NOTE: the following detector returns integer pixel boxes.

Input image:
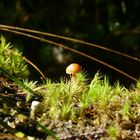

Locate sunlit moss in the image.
[0,36,29,78]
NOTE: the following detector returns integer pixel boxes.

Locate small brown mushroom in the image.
[66,63,81,81]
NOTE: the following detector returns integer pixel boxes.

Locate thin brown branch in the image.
[22,57,46,80]
[0,24,140,62]
[0,27,137,82]
[6,46,46,80]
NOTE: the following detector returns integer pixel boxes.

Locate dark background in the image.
[0,0,140,86]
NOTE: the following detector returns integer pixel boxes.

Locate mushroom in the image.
[66,63,81,82]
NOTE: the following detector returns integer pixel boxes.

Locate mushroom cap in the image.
[66,63,81,74]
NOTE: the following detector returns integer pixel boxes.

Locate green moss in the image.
[0,35,29,78]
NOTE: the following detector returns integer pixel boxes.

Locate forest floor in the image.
[0,76,140,140]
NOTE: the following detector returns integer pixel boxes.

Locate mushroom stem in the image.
[72,73,77,82]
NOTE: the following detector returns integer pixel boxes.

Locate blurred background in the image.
[0,0,140,86]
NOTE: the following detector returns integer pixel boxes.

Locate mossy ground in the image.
[0,36,140,140]
[0,72,140,140]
